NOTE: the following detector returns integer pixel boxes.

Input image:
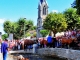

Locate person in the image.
[33,40,38,53]
[1,39,9,60]
[52,38,55,48]
[0,38,3,60]
[53,37,58,48]
[47,34,52,47]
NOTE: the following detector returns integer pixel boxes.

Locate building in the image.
[37,0,48,38]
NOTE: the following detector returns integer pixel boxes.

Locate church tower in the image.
[37,0,48,38]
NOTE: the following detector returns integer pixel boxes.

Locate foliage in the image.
[16,18,27,38]
[25,31,36,37]
[72,0,80,14]
[33,32,37,37]
[2,34,8,40]
[30,26,37,30]
[40,29,48,37]
[3,20,12,34]
[71,0,76,8]
[77,17,80,28]
[63,8,80,29]
[27,20,34,26]
[3,18,34,39]
[25,33,31,37]
[43,12,67,37]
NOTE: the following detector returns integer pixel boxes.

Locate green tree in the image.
[72,0,80,14]
[25,20,33,31]
[3,20,19,39]
[63,8,80,29]
[25,33,31,37]
[33,32,37,37]
[40,29,48,37]
[12,22,19,39]
[2,34,8,40]
[3,18,34,39]
[43,12,67,37]
[30,26,37,30]
[16,18,27,38]
[3,20,12,34]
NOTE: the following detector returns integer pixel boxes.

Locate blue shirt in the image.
[47,36,52,43]
[1,42,8,53]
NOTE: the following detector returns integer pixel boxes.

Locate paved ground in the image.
[7,54,17,60]
[0,54,17,60]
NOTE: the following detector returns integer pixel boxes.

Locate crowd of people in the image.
[0,29,80,60]
[38,30,80,49]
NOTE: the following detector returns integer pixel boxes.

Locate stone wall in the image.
[37,48,80,60]
[9,48,80,60]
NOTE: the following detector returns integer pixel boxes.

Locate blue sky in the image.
[0,0,74,34]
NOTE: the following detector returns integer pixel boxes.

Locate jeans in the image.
[3,53,7,60]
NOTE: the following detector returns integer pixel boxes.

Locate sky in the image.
[0,0,74,34]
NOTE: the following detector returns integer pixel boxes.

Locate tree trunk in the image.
[53,31,56,38]
[49,31,52,36]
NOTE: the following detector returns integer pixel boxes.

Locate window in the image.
[43,6,46,15]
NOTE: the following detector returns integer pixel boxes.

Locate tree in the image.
[63,8,80,29]
[40,29,48,37]
[25,21,33,31]
[3,20,19,39]
[2,34,8,40]
[25,33,31,37]
[30,26,37,30]
[3,18,34,39]
[43,12,67,37]
[76,17,80,29]
[16,18,27,38]
[3,20,12,34]
[33,32,37,37]
[71,0,76,8]
[72,0,80,14]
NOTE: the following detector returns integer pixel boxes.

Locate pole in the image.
[24,23,25,39]
[23,18,27,39]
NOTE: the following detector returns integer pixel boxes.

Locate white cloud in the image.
[0,25,5,34]
[52,10,58,13]
[0,19,6,34]
[0,19,5,24]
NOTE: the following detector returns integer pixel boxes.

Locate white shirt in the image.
[0,43,1,53]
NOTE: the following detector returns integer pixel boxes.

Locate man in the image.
[33,40,38,53]
[1,39,9,60]
[47,34,52,47]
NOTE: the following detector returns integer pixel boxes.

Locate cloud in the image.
[0,19,6,34]
[0,19,5,24]
[52,10,58,13]
[0,26,5,34]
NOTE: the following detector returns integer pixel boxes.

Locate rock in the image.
[17,55,24,60]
